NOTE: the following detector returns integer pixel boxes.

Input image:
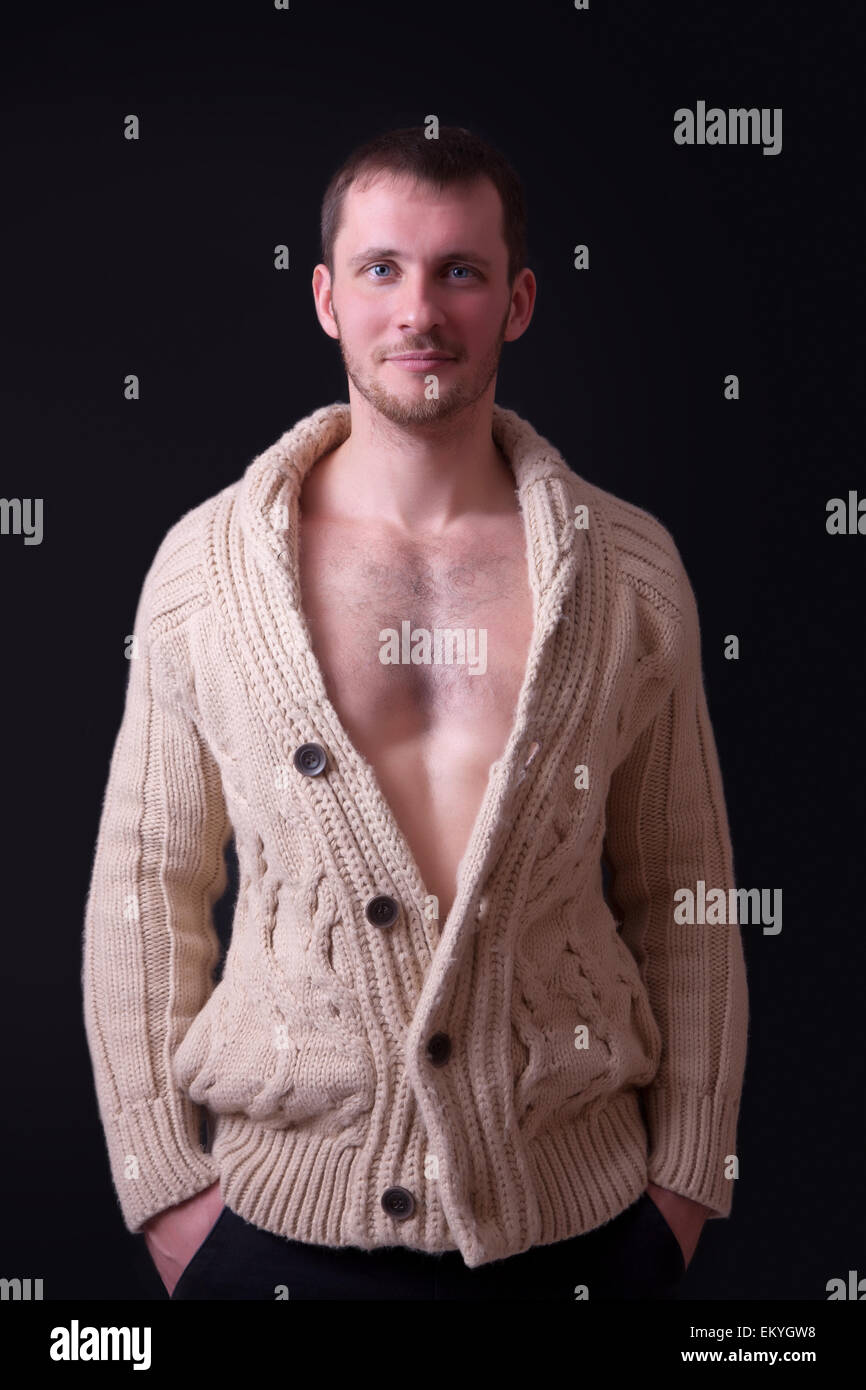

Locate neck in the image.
[302,392,516,537]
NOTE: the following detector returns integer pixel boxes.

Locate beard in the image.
[331,303,512,427]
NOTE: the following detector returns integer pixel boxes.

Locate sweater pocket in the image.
[511,947,615,1139]
[174,863,375,1130]
[171,969,375,1130]
[511,923,662,1138]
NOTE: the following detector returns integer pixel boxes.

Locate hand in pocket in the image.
[644,1181,709,1271]
[143,1181,225,1297]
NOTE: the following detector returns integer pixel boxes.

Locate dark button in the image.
[293,742,327,776]
[381,1186,416,1221]
[426,1031,451,1067]
[365,895,399,928]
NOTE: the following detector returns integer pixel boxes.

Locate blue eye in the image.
[366,263,478,280]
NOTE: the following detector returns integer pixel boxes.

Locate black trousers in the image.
[170,1191,686,1301]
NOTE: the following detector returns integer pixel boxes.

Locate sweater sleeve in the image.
[602,553,749,1219]
[82,547,231,1234]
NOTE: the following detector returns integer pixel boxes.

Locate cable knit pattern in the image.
[82,400,749,1268]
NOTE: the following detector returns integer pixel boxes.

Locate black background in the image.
[1,0,863,1302]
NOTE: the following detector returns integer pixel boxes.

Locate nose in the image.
[394,272,445,335]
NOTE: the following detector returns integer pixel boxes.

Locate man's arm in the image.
[602,544,749,1237]
[82,539,231,1238]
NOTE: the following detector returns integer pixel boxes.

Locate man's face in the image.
[319,173,524,426]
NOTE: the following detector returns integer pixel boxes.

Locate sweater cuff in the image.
[641,1085,742,1219]
[109,1095,221,1233]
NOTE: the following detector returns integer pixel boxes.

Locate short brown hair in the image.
[320,124,528,287]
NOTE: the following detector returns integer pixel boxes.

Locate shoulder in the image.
[564,469,696,626]
[137,480,240,638]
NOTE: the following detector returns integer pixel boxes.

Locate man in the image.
[82,125,748,1301]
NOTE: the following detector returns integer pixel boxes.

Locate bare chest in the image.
[297,515,535,922]
[297,517,534,735]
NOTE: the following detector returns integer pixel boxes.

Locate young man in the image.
[82,125,748,1301]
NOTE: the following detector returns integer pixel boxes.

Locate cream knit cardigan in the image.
[82,400,749,1269]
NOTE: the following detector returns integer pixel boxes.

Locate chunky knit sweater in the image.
[82,400,749,1269]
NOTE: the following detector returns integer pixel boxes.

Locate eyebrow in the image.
[347,246,493,270]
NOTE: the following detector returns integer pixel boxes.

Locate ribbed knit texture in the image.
[82,400,749,1268]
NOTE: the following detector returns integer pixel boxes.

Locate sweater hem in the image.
[207,1088,653,1268]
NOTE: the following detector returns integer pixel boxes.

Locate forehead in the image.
[336,172,505,257]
